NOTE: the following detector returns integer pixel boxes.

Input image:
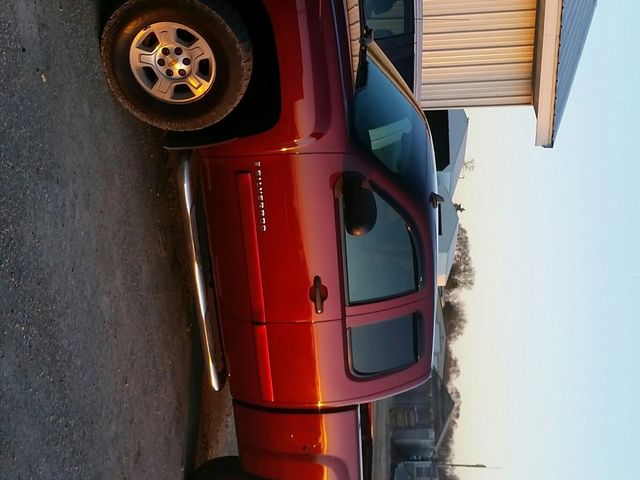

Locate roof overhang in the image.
[533,0,563,147]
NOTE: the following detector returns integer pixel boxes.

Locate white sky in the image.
[447,3,640,478]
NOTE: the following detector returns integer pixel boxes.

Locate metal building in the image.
[394,461,440,480]
[420,0,597,147]
[390,370,455,459]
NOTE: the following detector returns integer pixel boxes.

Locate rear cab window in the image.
[363,0,414,39]
[362,0,416,89]
[349,313,424,376]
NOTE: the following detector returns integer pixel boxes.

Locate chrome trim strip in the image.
[178,153,226,391]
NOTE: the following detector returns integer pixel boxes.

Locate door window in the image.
[343,190,420,304]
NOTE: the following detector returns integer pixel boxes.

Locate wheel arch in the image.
[164,0,281,148]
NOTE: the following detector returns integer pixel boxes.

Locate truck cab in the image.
[100,0,437,478]
[194,4,438,477]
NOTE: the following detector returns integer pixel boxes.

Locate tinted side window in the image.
[363,0,413,39]
[344,191,419,304]
[349,313,423,375]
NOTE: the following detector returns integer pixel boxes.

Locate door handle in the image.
[309,275,328,314]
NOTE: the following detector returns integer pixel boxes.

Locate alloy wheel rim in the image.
[129,21,216,104]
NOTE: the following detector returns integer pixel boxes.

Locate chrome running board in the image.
[178,152,226,391]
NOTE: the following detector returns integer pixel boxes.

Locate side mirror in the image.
[343,174,377,236]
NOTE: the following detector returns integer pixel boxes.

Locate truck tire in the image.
[191,456,260,480]
[100,0,252,131]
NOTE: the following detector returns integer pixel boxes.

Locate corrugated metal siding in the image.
[421,0,537,109]
[553,0,597,142]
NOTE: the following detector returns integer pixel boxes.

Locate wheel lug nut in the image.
[157,58,165,66]
[161,47,170,55]
[174,47,183,55]
[182,58,191,66]
[166,69,173,76]
[178,69,186,76]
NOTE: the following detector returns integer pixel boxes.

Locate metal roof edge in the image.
[552,0,597,144]
[533,0,563,147]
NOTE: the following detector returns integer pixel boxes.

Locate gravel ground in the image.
[0,1,235,479]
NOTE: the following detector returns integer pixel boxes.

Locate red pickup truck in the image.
[100,0,439,478]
